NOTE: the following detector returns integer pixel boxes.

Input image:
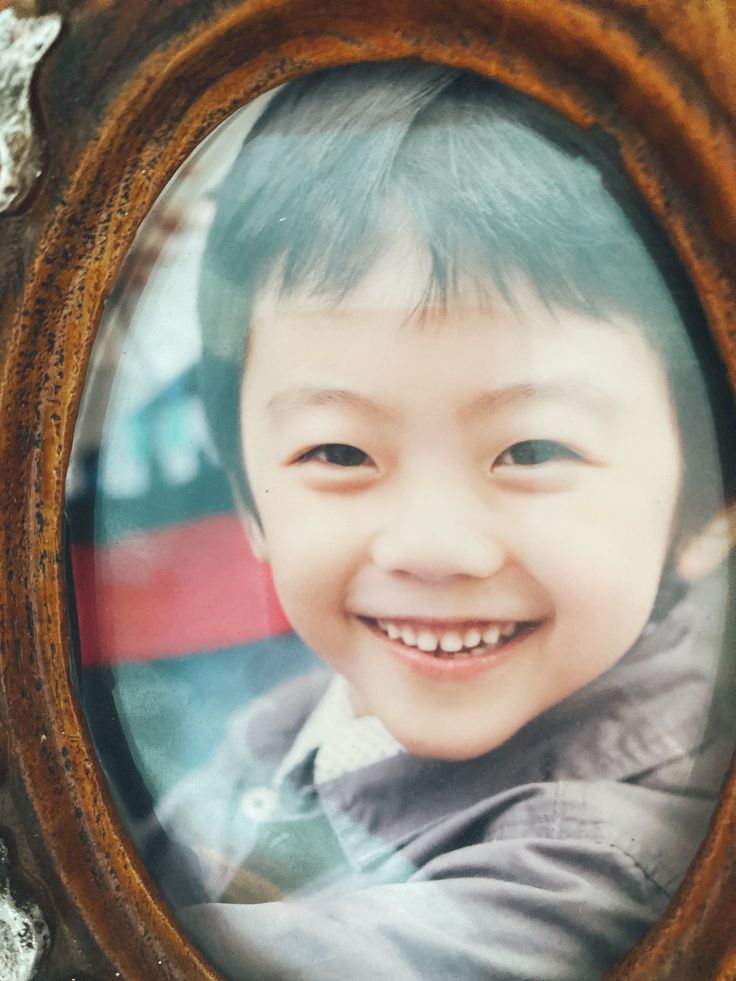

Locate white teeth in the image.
[482,625,500,645]
[375,619,521,653]
[439,631,463,653]
[400,625,417,647]
[416,631,439,652]
[463,628,482,648]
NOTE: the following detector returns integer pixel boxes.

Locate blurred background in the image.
[66,98,316,818]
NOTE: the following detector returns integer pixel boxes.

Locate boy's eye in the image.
[298,443,372,467]
[494,439,581,467]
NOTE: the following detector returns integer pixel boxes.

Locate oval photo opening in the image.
[67,61,736,980]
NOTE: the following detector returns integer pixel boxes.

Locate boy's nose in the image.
[369,487,506,582]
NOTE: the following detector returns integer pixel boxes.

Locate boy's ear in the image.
[675,505,736,581]
[240,510,269,561]
[228,475,269,561]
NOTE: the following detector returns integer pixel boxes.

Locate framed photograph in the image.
[1,2,735,978]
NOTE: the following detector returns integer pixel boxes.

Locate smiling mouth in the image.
[359,617,538,658]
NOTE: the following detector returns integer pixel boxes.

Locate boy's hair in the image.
[198,61,733,539]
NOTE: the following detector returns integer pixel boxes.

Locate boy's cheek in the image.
[517,519,669,631]
[254,486,370,555]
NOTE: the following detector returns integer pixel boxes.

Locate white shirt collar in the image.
[275,675,403,786]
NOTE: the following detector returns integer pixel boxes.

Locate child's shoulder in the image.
[482,774,722,901]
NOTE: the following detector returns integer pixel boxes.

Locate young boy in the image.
[145,62,735,979]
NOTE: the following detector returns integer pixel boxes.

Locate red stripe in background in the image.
[71,513,291,666]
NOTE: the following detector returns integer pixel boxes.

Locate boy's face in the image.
[240,252,683,760]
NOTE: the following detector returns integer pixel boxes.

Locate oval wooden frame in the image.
[1,1,735,977]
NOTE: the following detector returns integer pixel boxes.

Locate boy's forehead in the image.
[246,277,676,426]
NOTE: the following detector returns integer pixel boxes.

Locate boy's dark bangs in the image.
[203,64,689,345]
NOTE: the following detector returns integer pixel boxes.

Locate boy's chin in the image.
[346,683,529,761]
[345,680,539,761]
[401,741,502,762]
[383,721,518,762]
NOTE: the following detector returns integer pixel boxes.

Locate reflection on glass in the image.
[68,62,735,980]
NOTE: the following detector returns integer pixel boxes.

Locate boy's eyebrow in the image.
[266,386,396,422]
[460,380,624,420]
[266,380,624,424]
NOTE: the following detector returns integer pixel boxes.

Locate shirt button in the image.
[240,786,279,823]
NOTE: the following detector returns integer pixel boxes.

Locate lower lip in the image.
[358,618,538,681]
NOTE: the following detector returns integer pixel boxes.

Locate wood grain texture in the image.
[0,1,734,977]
